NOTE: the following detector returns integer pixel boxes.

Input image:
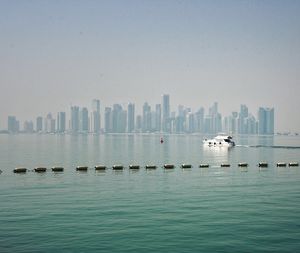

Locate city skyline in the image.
[4,95,276,135]
[0,1,299,132]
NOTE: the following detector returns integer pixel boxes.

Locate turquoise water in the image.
[0,134,300,252]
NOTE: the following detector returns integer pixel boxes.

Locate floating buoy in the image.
[164,164,174,169]
[289,162,299,167]
[258,162,268,168]
[129,165,140,170]
[238,163,248,167]
[276,162,287,167]
[13,168,27,173]
[95,165,106,170]
[181,164,192,169]
[221,163,230,167]
[160,137,164,144]
[199,164,209,168]
[112,165,124,170]
[76,166,88,171]
[34,167,47,172]
[145,165,157,169]
[52,167,64,172]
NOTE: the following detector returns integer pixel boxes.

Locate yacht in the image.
[203,135,235,147]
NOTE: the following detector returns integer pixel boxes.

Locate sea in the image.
[0,134,299,253]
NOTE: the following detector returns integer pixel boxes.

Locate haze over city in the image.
[1,0,299,132]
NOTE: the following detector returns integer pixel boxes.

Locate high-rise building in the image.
[71,106,79,133]
[155,104,161,132]
[127,103,135,133]
[36,116,43,132]
[23,121,34,133]
[238,104,249,134]
[45,113,55,133]
[57,112,66,133]
[162,94,170,133]
[80,107,89,132]
[136,115,142,132]
[258,107,274,135]
[7,116,19,133]
[92,99,101,133]
[142,102,151,132]
[104,107,112,133]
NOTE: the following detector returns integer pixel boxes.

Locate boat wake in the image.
[236,145,300,149]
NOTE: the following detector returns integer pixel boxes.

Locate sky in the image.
[0,0,299,132]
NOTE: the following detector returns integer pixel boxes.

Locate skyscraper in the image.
[258,107,274,135]
[80,107,89,132]
[155,104,161,132]
[162,94,170,133]
[57,112,66,133]
[71,106,79,133]
[36,116,43,132]
[127,103,135,133]
[104,107,112,133]
[92,99,101,133]
[142,102,151,132]
[7,116,19,133]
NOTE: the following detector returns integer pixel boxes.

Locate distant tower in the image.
[92,99,101,133]
[36,116,43,132]
[258,107,274,135]
[80,107,89,132]
[70,106,79,133]
[57,112,66,133]
[162,94,170,133]
[104,107,112,133]
[155,104,161,132]
[127,103,135,133]
[7,116,19,133]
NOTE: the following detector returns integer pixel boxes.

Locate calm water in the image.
[0,134,299,253]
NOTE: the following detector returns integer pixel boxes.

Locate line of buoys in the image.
[95,165,106,170]
[52,167,64,172]
[34,167,47,172]
[258,162,268,168]
[181,164,192,169]
[199,164,209,168]
[7,161,299,174]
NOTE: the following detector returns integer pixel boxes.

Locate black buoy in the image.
[34,167,47,172]
[112,165,124,170]
[145,165,157,169]
[289,162,299,167]
[13,168,27,173]
[160,137,164,144]
[52,167,64,172]
[164,164,175,169]
[181,164,192,169]
[199,164,209,168]
[258,162,268,168]
[221,163,230,167]
[95,165,106,170]
[277,162,287,167]
[76,166,88,171]
[129,165,140,170]
[238,163,248,167]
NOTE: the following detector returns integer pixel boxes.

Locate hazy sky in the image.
[0,0,299,132]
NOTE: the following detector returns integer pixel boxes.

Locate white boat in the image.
[203,135,235,147]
